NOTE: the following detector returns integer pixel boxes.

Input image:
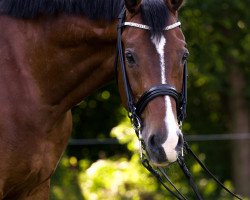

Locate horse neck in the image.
[0,14,117,115]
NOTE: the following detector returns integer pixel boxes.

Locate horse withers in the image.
[0,0,187,199]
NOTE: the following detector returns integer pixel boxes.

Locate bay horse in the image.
[0,0,187,199]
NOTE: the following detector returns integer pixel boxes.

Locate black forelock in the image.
[141,0,170,37]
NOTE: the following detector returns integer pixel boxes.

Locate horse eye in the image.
[182,52,189,63]
[125,51,136,65]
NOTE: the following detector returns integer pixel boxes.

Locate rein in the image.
[114,8,242,200]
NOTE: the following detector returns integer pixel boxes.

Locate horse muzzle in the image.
[144,128,184,166]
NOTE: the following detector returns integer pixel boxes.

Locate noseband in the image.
[114,8,242,200]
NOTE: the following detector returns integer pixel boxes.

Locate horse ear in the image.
[124,0,142,13]
[166,0,184,12]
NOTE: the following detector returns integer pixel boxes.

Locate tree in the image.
[181,0,250,197]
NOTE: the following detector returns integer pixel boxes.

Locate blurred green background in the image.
[50,0,250,199]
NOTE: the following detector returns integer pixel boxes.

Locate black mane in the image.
[0,0,169,36]
[0,0,124,20]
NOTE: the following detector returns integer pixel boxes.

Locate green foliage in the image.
[68,84,129,161]
[50,157,84,200]
[79,156,158,200]
[181,0,250,133]
[51,118,244,199]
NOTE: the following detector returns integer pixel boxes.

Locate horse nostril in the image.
[148,134,162,153]
[148,134,166,157]
[149,134,156,148]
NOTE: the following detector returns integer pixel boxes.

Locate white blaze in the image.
[151,36,179,162]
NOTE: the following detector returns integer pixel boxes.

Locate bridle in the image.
[115,8,187,136]
[114,8,242,200]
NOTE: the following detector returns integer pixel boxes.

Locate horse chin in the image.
[147,150,178,167]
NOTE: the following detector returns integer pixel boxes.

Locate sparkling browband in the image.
[123,21,181,30]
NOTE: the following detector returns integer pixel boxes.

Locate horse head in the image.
[117,0,188,166]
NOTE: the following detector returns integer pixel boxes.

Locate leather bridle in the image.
[114,8,242,200]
